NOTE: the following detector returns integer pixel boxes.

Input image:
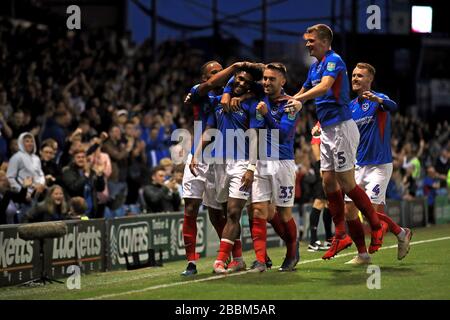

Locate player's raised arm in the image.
[362,91,398,112]
[196,62,250,97]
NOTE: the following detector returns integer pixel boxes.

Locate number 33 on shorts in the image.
[279,186,294,200]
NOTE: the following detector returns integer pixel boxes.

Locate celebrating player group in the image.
[180,23,412,276]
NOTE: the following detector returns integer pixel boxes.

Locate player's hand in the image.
[234,61,250,69]
[274,94,292,103]
[362,91,382,104]
[284,99,302,114]
[311,124,321,137]
[184,93,192,105]
[256,101,268,116]
[189,157,199,177]
[229,97,242,112]
[240,170,254,192]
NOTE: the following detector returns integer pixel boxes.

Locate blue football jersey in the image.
[207,97,263,160]
[303,50,352,128]
[257,96,300,160]
[189,84,219,155]
[350,91,398,165]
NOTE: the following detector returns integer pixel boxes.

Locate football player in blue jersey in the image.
[286,24,385,259]
[181,61,252,276]
[343,62,412,264]
[248,63,302,272]
[189,64,265,274]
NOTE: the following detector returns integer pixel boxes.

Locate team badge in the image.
[327,62,336,72]
[256,111,264,120]
[362,102,370,112]
[288,112,296,120]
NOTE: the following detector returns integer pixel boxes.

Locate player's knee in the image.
[336,172,356,193]
[227,208,242,223]
[252,205,267,219]
[184,201,200,216]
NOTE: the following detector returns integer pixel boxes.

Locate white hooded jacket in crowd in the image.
[6,132,46,193]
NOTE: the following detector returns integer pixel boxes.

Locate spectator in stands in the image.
[0,112,12,163]
[423,166,441,225]
[6,132,46,207]
[0,174,33,224]
[67,197,89,220]
[61,146,105,218]
[39,139,61,187]
[7,110,30,139]
[125,121,147,213]
[160,157,173,180]
[22,184,69,223]
[41,109,72,154]
[143,125,168,168]
[143,165,181,213]
[434,148,449,189]
[386,169,404,201]
[102,125,131,217]
[88,134,112,218]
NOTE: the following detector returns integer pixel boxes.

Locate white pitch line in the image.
[86,236,450,300]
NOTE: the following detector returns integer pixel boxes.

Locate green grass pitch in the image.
[1,224,449,300]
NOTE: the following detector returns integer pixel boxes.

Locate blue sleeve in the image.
[263,111,298,141]
[223,76,234,94]
[377,93,398,112]
[322,55,345,79]
[302,68,313,89]
[190,84,200,95]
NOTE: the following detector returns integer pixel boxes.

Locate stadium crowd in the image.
[0,19,448,225]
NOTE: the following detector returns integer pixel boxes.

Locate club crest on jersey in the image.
[362,102,370,112]
[327,62,336,72]
[288,112,296,120]
[256,111,264,120]
[270,106,278,116]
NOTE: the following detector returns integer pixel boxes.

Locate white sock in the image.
[397,228,406,240]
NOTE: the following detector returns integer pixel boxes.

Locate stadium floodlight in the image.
[411,6,433,33]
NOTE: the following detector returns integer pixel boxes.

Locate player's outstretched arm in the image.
[197,62,249,97]
[362,91,398,112]
[293,76,335,103]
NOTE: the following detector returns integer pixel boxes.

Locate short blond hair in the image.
[306,24,333,43]
[356,62,376,78]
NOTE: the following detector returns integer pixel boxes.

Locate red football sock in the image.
[347,218,367,254]
[268,210,287,241]
[377,212,402,235]
[183,213,197,261]
[346,186,381,230]
[284,218,298,259]
[217,239,234,263]
[327,190,346,238]
[232,239,243,259]
[251,218,267,263]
